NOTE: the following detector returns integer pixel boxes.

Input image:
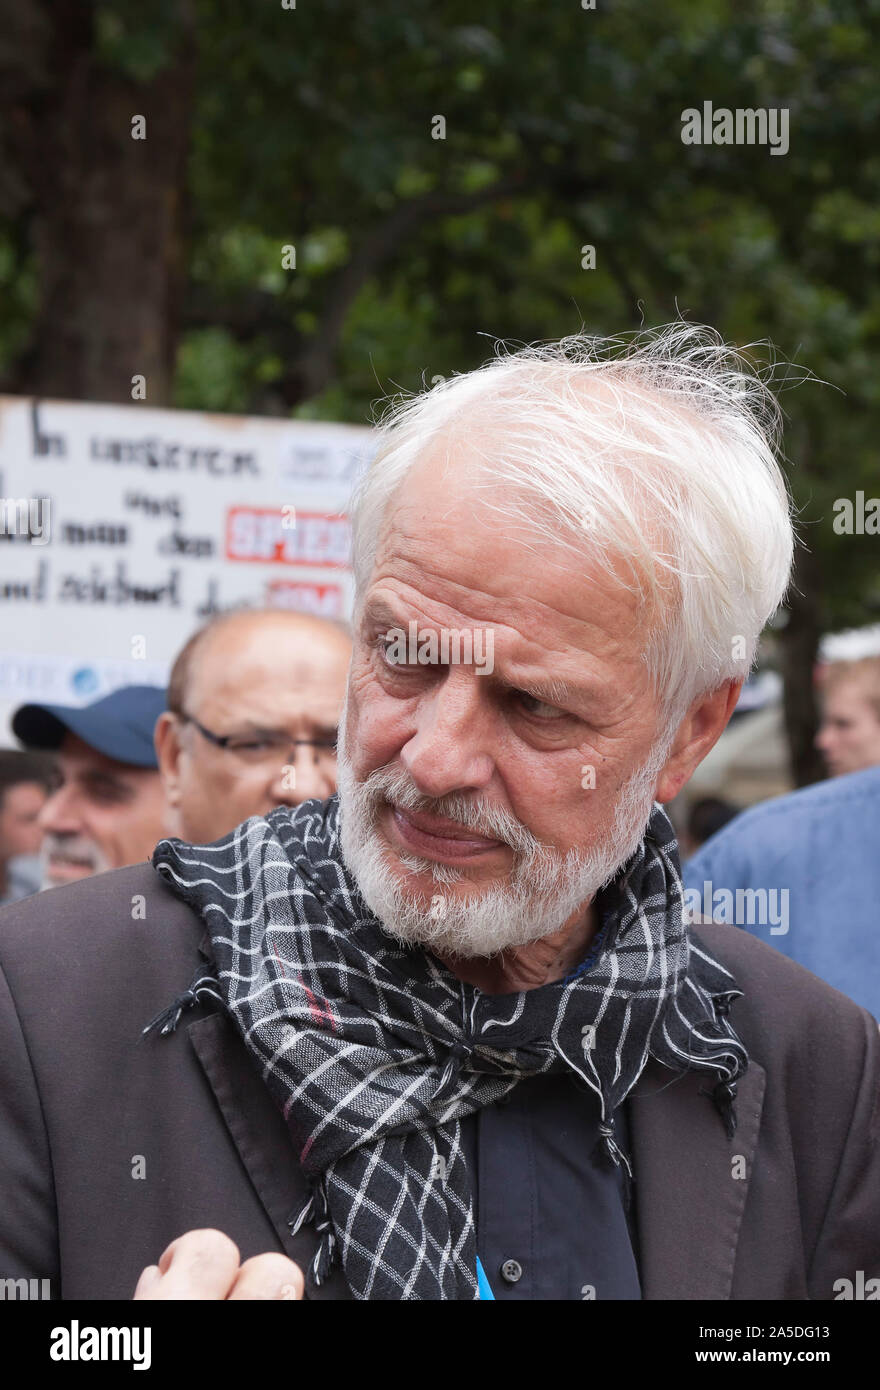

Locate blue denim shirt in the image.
[684,765,880,1019]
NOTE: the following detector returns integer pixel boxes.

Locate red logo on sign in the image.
[266,581,344,617]
[226,507,351,568]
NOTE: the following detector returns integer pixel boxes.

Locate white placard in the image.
[0,395,375,740]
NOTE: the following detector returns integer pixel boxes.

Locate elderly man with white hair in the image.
[0,325,877,1303]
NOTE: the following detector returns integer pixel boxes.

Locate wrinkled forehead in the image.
[368,428,677,645]
[187,617,350,721]
[822,670,880,710]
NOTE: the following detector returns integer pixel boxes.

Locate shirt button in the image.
[500,1258,523,1284]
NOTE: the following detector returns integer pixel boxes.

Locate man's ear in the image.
[654,679,743,804]
[154,712,185,810]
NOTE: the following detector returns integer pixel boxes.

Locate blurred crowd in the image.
[1,629,879,1019]
[0,609,350,905]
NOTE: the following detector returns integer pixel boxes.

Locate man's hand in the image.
[133,1229,304,1300]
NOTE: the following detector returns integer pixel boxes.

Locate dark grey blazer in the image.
[0,861,877,1300]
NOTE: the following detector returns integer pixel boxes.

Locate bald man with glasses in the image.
[155,610,351,844]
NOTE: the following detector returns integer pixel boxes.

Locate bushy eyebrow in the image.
[79,770,136,799]
[361,598,402,630]
[362,599,580,707]
[507,676,576,707]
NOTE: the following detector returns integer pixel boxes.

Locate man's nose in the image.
[400,669,495,798]
[38,785,83,835]
[269,747,333,806]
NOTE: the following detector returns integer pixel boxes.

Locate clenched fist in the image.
[133,1229,304,1300]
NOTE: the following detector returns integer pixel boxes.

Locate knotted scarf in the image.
[150,794,747,1301]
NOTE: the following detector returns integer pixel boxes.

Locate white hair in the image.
[350,322,795,723]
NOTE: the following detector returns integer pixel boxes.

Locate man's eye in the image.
[89,784,131,804]
[515,692,564,719]
[372,636,415,669]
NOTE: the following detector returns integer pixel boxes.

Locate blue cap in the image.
[12,686,166,769]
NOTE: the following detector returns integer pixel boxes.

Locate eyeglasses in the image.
[176,711,338,769]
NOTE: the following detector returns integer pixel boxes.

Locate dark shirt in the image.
[460,1072,641,1300]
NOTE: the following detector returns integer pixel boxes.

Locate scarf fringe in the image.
[430,1043,468,1104]
[706,991,740,1138]
[593,1118,634,1211]
[596,1119,632,1175]
[141,970,223,1037]
[711,1077,739,1138]
[290,1178,338,1287]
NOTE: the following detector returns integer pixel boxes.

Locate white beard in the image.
[39,832,112,888]
[336,722,670,961]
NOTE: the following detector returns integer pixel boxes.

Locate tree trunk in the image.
[1,2,195,405]
[778,540,825,788]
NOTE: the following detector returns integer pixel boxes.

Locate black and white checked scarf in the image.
[151,794,748,1301]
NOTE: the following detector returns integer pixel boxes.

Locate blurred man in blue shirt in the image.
[685,764,880,1018]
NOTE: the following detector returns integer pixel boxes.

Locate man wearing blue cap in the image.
[12,687,169,889]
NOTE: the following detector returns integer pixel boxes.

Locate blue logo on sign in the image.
[71,667,99,696]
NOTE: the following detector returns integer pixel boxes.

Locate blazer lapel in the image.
[186,1010,352,1300]
[626,1055,766,1299]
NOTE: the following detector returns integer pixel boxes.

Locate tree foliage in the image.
[3,0,880,777]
